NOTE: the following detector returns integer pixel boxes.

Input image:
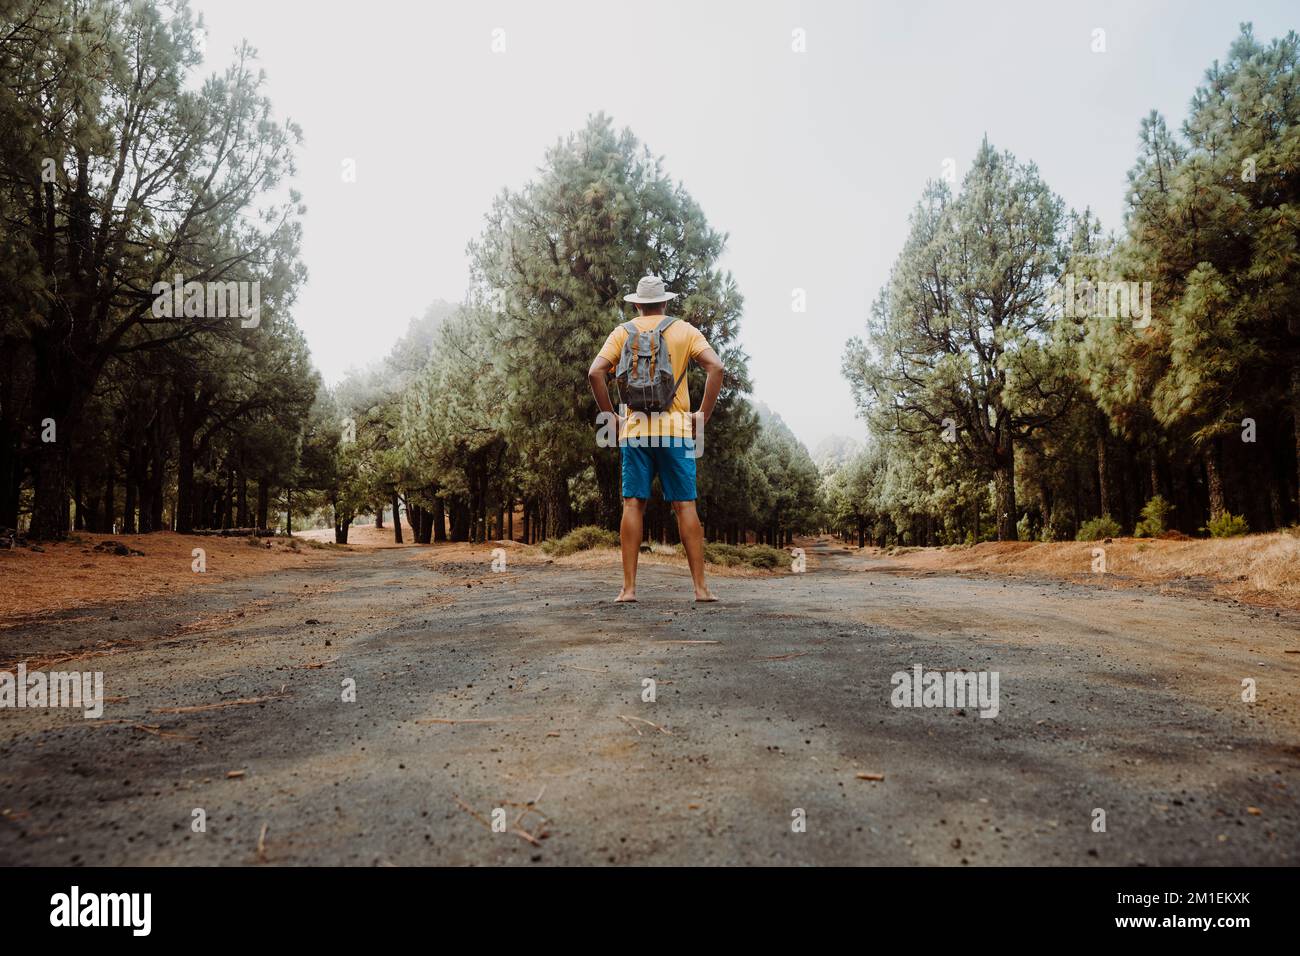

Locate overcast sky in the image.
[195,0,1296,452]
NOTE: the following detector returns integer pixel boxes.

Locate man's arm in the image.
[588,356,616,415]
[588,356,625,440]
[694,347,724,425]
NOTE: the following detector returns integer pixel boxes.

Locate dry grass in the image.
[876,533,1300,609]
[0,531,340,626]
[410,538,554,570]
[0,523,786,627]
[295,524,409,548]
[554,544,782,578]
[393,535,783,579]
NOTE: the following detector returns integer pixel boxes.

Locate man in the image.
[588,275,725,603]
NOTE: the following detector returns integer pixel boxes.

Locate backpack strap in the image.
[622,320,641,378]
[654,317,689,400]
[652,317,678,380]
[670,364,689,396]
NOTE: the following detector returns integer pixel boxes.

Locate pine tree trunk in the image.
[123,463,137,535]
[28,365,78,539]
[1205,439,1226,520]
[1040,482,1054,541]
[73,473,85,531]
[104,468,115,534]
[543,477,570,539]
[147,441,166,532]
[994,457,1016,541]
[391,492,403,544]
[256,479,270,531]
[1096,431,1111,518]
[1174,465,1193,534]
[1292,366,1300,520]
[0,427,18,530]
[176,428,196,534]
[450,498,470,541]
[236,469,248,528]
[30,440,71,540]
[1121,442,1137,530]
[594,449,621,530]
[433,496,448,542]
[222,468,234,529]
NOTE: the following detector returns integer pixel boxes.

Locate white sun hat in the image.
[623,274,678,304]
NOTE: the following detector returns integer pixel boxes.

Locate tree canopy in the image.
[837,25,1300,545]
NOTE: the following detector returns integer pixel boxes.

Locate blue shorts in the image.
[620,439,697,501]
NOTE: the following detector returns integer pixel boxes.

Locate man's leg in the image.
[617,442,651,602]
[656,440,715,602]
[671,500,716,602]
[618,497,645,602]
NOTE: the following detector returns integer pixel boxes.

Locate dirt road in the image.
[1,540,1296,865]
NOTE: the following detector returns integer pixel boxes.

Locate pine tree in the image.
[467,113,751,537]
[844,139,1068,540]
[1124,26,1300,519]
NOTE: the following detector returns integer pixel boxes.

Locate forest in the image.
[0,0,822,546]
[3,0,1297,552]
[832,24,1300,546]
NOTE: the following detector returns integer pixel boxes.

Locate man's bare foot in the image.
[615,590,638,603]
[694,587,718,602]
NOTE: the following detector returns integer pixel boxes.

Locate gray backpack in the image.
[614,316,688,413]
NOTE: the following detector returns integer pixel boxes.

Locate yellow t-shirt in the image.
[598,317,711,438]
